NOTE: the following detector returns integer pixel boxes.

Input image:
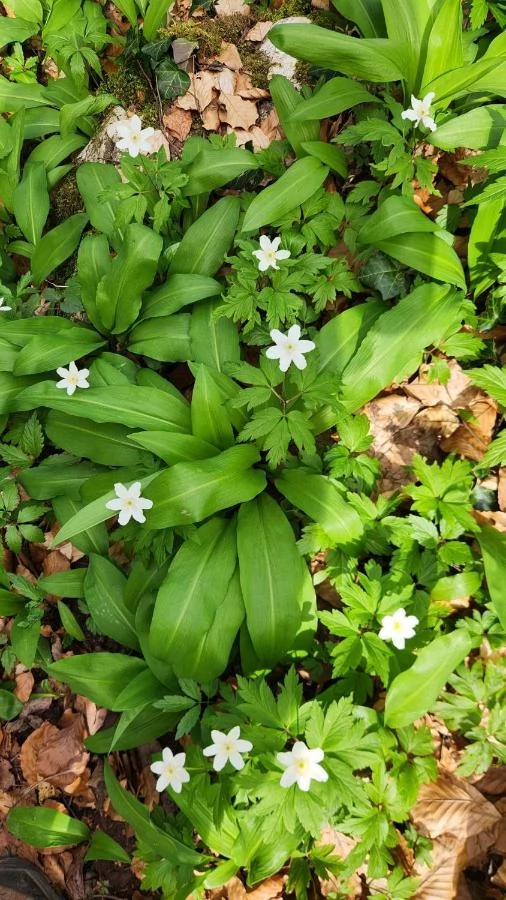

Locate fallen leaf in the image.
[498,469,506,512]
[202,102,221,131]
[206,876,246,899]
[219,93,258,129]
[312,0,330,7]
[235,72,270,99]
[20,711,90,795]
[404,360,471,407]
[177,72,218,112]
[245,21,272,42]
[216,67,237,94]
[217,41,243,70]
[14,666,34,703]
[245,875,286,899]
[215,0,250,15]
[163,105,193,141]
[472,510,506,532]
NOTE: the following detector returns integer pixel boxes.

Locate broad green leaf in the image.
[237,494,304,665]
[419,0,463,89]
[430,571,481,603]
[0,689,23,721]
[19,461,99,501]
[16,384,191,433]
[145,446,266,529]
[23,107,61,139]
[103,762,202,865]
[190,300,240,370]
[13,163,49,245]
[184,148,258,195]
[84,554,139,651]
[143,0,175,41]
[150,518,244,680]
[135,593,176,689]
[421,57,502,103]
[128,431,219,466]
[0,16,38,43]
[77,233,112,332]
[7,807,90,848]
[10,615,41,669]
[191,363,235,449]
[59,93,116,135]
[242,157,328,233]
[45,410,144,467]
[57,601,85,641]
[96,223,162,333]
[300,142,347,178]
[114,668,166,710]
[76,162,122,244]
[0,590,25,615]
[316,301,384,374]
[141,274,221,319]
[0,76,47,112]
[86,706,177,752]
[0,373,36,415]
[85,829,131,864]
[269,75,319,157]
[26,134,86,171]
[373,233,466,289]
[357,195,438,245]
[340,284,461,411]
[380,0,432,88]
[384,630,472,727]
[31,213,88,285]
[128,314,191,362]
[47,653,148,708]
[53,495,109,556]
[290,76,378,121]
[13,329,104,376]
[2,0,42,18]
[331,0,386,37]
[468,364,506,407]
[268,24,404,82]
[431,105,506,151]
[275,470,363,547]
[39,570,85,599]
[478,526,506,630]
[169,196,240,276]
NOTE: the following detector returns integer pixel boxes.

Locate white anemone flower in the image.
[253,235,291,272]
[401,93,437,132]
[378,608,419,650]
[277,741,328,792]
[105,481,153,526]
[203,726,253,772]
[150,747,190,794]
[266,324,315,373]
[114,114,155,157]
[55,361,90,396]
[0,297,12,312]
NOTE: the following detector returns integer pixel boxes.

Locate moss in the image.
[50,172,83,227]
[240,48,271,89]
[161,12,255,57]
[101,61,159,127]
[294,60,314,87]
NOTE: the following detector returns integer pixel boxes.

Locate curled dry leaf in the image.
[20,711,90,797]
[214,0,250,15]
[244,21,272,42]
[14,666,34,703]
[217,41,243,71]
[163,106,193,142]
[219,94,258,129]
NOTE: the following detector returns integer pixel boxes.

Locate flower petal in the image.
[287,324,301,342]
[291,353,308,370]
[259,234,271,250]
[228,752,245,771]
[212,752,228,772]
[228,725,241,741]
[275,249,291,260]
[280,768,298,788]
[202,743,217,757]
[311,763,328,783]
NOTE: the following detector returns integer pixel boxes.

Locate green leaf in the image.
[128,314,191,362]
[143,0,175,41]
[128,431,219,466]
[27,134,87,171]
[242,157,328,233]
[150,518,244,680]
[340,284,462,411]
[13,328,105,376]
[87,706,177,752]
[468,364,506,407]
[45,410,144,467]
[358,195,438,245]
[185,148,258,195]
[0,16,38,43]
[290,76,377,121]
[269,75,319,157]
[145,445,266,529]
[141,274,222,319]
[16,384,191,433]
[478,526,506,630]
[85,829,131,864]
[372,233,466,289]
[268,24,404,82]
[300,142,347,178]
[237,494,304,665]
[57,601,85,641]
[431,105,506,151]
[76,162,122,244]
[47,653,148,709]
[169,196,240,276]
[31,213,88,285]
[155,58,191,100]
[419,0,463,89]
[316,300,383,374]
[96,224,162,334]
[11,613,41,669]
[0,76,47,112]
[84,554,139,651]
[114,668,166,710]
[7,807,90,848]
[191,363,235,449]
[13,162,49,245]
[275,470,363,547]
[384,630,472,728]
[0,689,23,720]
[190,300,241,370]
[59,93,116,135]
[330,0,386,37]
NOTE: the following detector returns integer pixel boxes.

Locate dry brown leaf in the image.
[206,876,246,899]
[235,72,270,99]
[473,510,506,532]
[20,711,90,795]
[258,108,282,143]
[498,469,506,512]
[14,666,34,703]
[217,41,243,70]
[202,102,221,131]
[404,360,471,407]
[245,21,272,42]
[228,127,254,147]
[317,826,362,897]
[245,875,286,899]
[177,72,217,112]
[215,0,250,15]
[312,0,330,7]
[439,392,497,461]
[73,695,108,737]
[471,765,506,796]
[413,841,464,900]
[219,93,258,129]
[163,105,193,142]
[216,67,237,94]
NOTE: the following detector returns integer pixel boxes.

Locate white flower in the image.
[202,726,253,772]
[277,741,328,792]
[150,747,190,794]
[378,608,419,650]
[55,361,90,396]
[0,297,12,312]
[252,235,291,272]
[105,481,153,526]
[266,323,315,373]
[114,114,156,158]
[401,93,437,132]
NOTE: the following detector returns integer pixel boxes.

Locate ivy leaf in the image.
[155,60,191,101]
[359,251,409,300]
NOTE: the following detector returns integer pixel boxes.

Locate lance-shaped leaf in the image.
[372,233,466,289]
[242,157,328,233]
[478,526,506,630]
[141,274,221,319]
[76,162,122,245]
[13,162,49,245]
[431,105,506,151]
[184,147,258,195]
[47,653,148,709]
[45,410,145,467]
[237,494,303,665]
[7,807,90,849]
[95,223,162,334]
[290,76,378,121]
[84,554,139,651]
[145,445,266,529]
[191,363,235,449]
[13,328,105,376]
[169,196,240,276]
[31,213,88,285]
[275,470,363,547]
[190,300,240,370]
[150,518,244,680]
[384,630,472,727]
[269,75,319,157]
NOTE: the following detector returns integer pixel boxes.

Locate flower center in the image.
[392,621,404,632]
[286,342,295,352]
[163,763,176,778]
[68,374,78,385]
[223,742,234,753]
[296,759,309,772]
[266,251,276,262]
